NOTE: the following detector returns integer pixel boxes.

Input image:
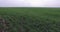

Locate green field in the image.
[0,7,60,32]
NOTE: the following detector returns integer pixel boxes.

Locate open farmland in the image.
[0,7,60,32]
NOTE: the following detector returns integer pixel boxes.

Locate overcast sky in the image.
[0,0,60,7]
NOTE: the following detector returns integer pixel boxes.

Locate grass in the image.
[0,7,60,32]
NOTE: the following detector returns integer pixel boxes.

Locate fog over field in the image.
[0,0,60,7]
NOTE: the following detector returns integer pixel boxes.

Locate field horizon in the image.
[0,7,60,32]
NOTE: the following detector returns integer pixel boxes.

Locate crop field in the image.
[0,7,60,32]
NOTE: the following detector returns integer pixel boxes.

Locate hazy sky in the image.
[0,0,60,7]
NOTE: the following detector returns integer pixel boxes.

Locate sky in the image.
[0,0,60,7]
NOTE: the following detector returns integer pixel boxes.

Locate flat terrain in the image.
[0,7,60,32]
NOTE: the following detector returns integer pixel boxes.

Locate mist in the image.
[0,0,60,7]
